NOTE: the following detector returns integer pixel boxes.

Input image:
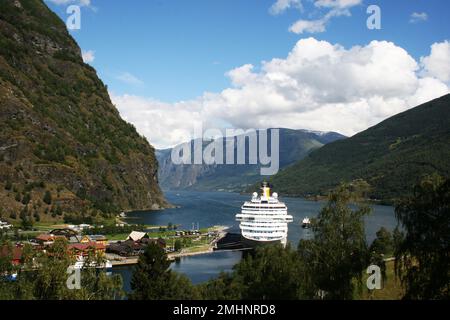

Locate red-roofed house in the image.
[0,245,23,265]
[35,234,66,246]
[68,242,106,258]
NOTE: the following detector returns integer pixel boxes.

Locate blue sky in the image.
[45,0,450,148]
[46,0,449,101]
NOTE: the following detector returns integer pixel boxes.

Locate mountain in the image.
[157,129,346,192]
[0,0,167,222]
[268,94,450,202]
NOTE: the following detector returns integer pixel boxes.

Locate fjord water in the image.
[114,191,397,289]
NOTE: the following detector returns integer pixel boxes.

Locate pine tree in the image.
[5,180,12,191]
[43,191,52,205]
[22,193,31,205]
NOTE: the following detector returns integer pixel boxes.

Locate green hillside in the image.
[269,94,450,202]
[0,0,167,223]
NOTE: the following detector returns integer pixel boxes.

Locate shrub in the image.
[43,190,52,205]
[22,193,31,205]
[5,180,12,191]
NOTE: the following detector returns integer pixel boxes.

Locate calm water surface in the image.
[113,191,398,289]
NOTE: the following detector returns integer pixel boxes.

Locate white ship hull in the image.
[236,183,293,247]
[241,235,287,248]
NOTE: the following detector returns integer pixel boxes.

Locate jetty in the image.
[108,226,231,267]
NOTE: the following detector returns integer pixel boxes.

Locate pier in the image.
[108,231,250,267]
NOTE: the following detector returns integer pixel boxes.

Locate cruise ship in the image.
[236,182,293,246]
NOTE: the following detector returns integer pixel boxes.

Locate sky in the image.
[45,0,450,148]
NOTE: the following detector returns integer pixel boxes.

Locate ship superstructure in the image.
[236,182,293,246]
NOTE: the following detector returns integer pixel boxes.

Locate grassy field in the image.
[355,261,405,300]
[182,244,212,254]
[107,233,129,241]
[146,230,177,238]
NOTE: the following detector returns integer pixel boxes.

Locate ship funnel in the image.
[261,181,271,198]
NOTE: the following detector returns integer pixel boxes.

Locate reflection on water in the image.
[114,191,398,288]
[171,251,243,284]
[113,251,243,292]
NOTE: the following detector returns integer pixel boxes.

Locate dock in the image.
[214,232,251,251]
[108,231,249,267]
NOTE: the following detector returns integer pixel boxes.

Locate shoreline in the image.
[109,248,220,267]
[109,226,230,267]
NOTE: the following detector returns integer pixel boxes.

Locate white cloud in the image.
[116,72,144,86]
[112,38,449,149]
[226,64,259,87]
[46,0,92,7]
[288,8,350,34]
[286,0,361,34]
[270,0,302,15]
[410,12,428,23]
[420,41,450,83]
[314,0,362,9]
[110,94,205,149]
[81,50,95,63]
[289,18,327,34]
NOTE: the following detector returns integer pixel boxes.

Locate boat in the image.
[302,217,311,229]
[72,256,113,271]
[235,182,293,247]
[3,273,18,282]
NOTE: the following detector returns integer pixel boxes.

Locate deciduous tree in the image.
[297,183,371,299]
[395,174,450,299]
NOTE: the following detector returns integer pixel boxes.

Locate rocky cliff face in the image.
[0,0,167,222]
[157,129,346,192]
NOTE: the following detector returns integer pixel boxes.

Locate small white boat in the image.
[72,257,112,270]
[8,273,18,281]
[302,217,311,229]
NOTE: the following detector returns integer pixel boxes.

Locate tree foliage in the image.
[198,272,241,300]
[233,244,305,300]
[0,240,123,300]
[370,227,394,257]
[297,183,371,299]
[43,190,52,205]
[395,174,450,300]
[199,244,309,300]
[129,243,199,300]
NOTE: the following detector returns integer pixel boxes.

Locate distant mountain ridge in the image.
[0,0,167,222]
[268,94,450,202]
[157,129,346,192]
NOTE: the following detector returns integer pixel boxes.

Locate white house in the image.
[0,220,12,230]
[127,231,149,242]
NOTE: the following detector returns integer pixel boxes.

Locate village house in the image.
[49,228,81,243]
[127,231,149,242]
[0,245,23,265]
[80,235,108,245]
[68,242,106,258]
[35,234,66,247]
[107,237,166,257]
